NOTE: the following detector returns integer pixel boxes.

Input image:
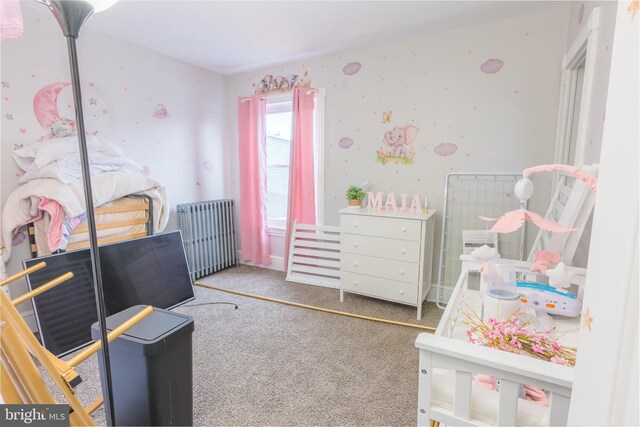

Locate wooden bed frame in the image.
[27,195,154,257]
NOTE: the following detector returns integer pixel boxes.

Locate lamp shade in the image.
[87,0,118,12]
[45,0,117,38]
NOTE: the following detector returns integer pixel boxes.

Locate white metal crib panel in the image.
[286,221,341,288]
[177,200,238,281]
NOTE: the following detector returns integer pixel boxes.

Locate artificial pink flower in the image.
[464,312,576,366]
[550,356,570,366]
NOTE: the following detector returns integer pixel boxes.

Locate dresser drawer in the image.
[341,233,421,263]
[341,272,417,305]
[341,252,419,284]
[340,214,422,241]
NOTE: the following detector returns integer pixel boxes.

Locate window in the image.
[265,100,292,230]
[264,90,325,232]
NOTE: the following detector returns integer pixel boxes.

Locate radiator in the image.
[177,199,238,281]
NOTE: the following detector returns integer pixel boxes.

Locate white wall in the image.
[1,6,227,268]
[225,7,569,275]
[568,1,638,423]
[0,6,227,321]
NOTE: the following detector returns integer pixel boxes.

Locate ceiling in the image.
[41,1,566,75]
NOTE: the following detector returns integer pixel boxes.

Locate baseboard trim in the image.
[237,251,285,272]
[426,284,454,304]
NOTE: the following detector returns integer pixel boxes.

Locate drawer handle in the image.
[400,269,405,275]
[401,248,406,254]
[400,290,405,295]
[353,280,358,286]
[353,261,359,267]
[353,242,359,248]
[402,227,407,232]
[354,222,359,228]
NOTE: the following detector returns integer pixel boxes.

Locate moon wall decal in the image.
[33,82,73,129]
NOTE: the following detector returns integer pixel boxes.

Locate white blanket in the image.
[1,171,169,261]
[13,135,141,184]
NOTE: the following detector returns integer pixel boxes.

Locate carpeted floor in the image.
[65,264,443,426]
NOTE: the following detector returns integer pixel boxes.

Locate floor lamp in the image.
[37,1,118,425]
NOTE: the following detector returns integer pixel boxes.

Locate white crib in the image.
[416,166,596,426]
[416,257,585,426]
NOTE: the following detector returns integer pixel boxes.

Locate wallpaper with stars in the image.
[1,5,227,272]
[225,6,572,268]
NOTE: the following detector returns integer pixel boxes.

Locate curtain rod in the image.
[241,88,319,103]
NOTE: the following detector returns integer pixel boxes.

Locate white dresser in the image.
[339,207,437,319]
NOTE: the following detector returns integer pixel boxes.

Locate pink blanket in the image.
[37,198,65,252]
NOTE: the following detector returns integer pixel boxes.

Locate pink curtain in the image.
[284,88,316,269]
[1,0,24,41]
[237,95,270,266]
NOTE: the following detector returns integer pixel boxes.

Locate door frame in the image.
[553,8,601,168]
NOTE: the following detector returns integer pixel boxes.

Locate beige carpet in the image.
[67,264,443,426]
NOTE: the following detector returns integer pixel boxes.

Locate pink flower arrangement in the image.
[463,310,576,366]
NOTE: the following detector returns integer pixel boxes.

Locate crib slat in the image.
[454,371,472,420]
[497,379,518,426]
[549,392,571,426]
[417,347,433,427]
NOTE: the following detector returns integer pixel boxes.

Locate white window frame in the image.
[264,89,325,234]
[265,95,292,233]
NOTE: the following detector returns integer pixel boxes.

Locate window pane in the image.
[266,108,292,228]
[266,111,292,140]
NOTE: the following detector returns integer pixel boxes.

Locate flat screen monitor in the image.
[23,231,195,356]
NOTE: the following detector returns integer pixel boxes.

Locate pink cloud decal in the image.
[480,58,504,74]
[339,137,353,149]
[202,161,214,171]
[342,62,361,75]
[141,165,150,176]
[434,143,458,157]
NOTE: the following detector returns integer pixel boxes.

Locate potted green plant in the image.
[345,185,366,208]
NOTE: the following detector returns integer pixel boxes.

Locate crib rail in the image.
[416,334,573,426]
[435,266,469,337]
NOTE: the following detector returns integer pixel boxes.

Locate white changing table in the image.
[415,256,586,426]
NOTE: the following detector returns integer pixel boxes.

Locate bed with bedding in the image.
[1,135,169,263]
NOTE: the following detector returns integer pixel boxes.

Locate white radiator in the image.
[177,199,238,281]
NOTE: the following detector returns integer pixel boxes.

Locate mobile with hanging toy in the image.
[475,164,597,327]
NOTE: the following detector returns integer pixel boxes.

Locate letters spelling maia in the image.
[366,192,428,211]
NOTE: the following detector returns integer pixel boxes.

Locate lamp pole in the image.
[39,1,116,424]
